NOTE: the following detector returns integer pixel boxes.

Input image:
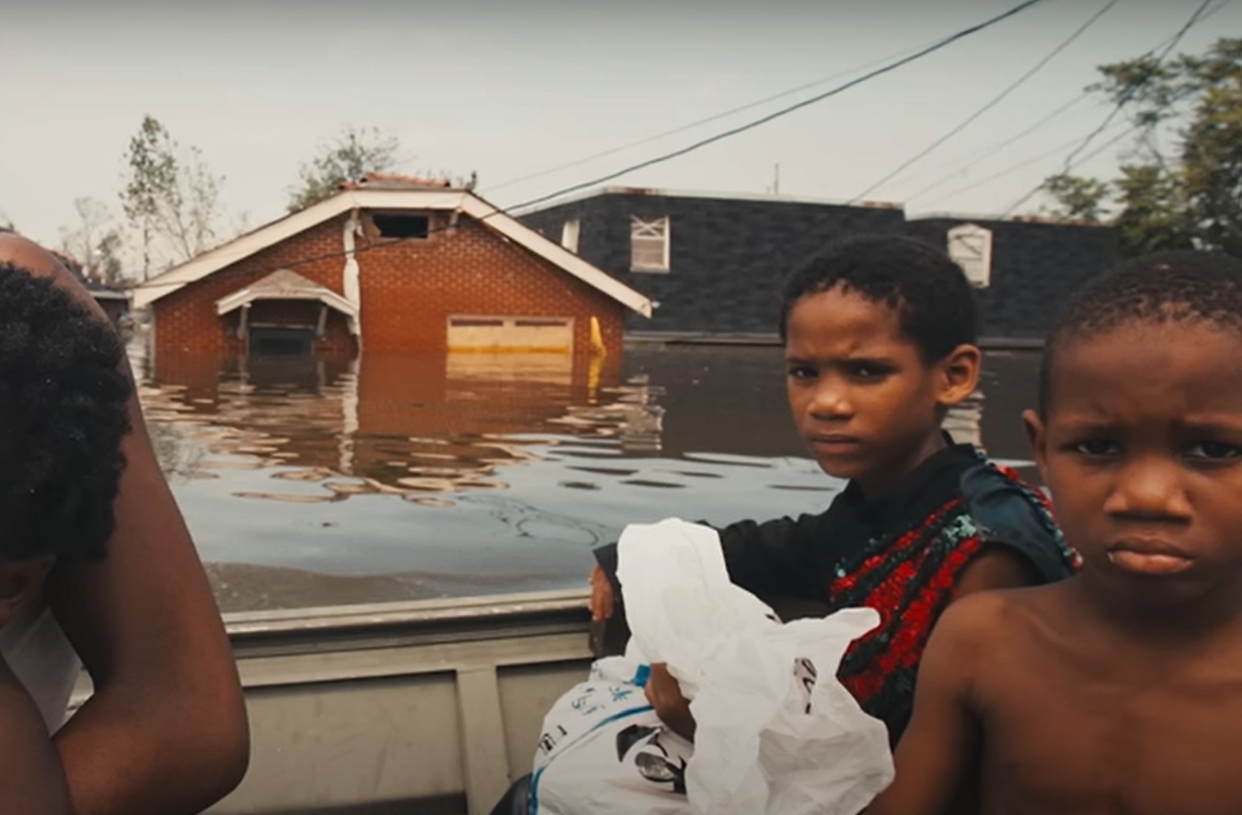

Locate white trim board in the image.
[132,189,652,317]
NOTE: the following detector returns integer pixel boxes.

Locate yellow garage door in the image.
[446,316,574,354]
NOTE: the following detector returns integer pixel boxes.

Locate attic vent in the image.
[630,216,670,272]
[947,223,992,288]
[372,213,430,239]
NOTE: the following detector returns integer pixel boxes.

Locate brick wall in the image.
[151,213,628,359]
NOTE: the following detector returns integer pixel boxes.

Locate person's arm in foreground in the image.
[0,659,72,815]
[0,235,250,815]
[865,596,989,815]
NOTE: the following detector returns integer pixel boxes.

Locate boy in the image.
[867,250,1242,815]
[0,262,132,813]
[591,235,1079,742]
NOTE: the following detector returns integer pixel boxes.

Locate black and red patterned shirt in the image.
[595,440,1079,742]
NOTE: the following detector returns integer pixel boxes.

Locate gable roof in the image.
[131,188,653,317]
[512,185,904,215]
[215,269,359,320]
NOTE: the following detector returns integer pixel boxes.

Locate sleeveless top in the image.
[593,443,1081,742]
[0,597,81,733]
[831,459,1079,741]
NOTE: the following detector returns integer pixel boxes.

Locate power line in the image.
[483,36,950,194]
[848,0,1123,204]
[1000,0,1214,216]
[903,0,1232,204]
[905,91,1095,201]
[137,0,1228,295]
[130,1,1048,297]
[922,120,1135,207]
[505,0,1051,214]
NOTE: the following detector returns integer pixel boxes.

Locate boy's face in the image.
[1026,321,1242,605]
[784,286,979,496]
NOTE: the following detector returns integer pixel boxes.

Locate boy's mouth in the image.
[808,435,863,456]
[1105,539,1195,576]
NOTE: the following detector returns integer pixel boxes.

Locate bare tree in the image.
[159,144,225,263]
[59,197,111,271]
[120,115,229,276]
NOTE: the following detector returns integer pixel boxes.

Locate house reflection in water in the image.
[140,343,667,502]
[137,336,1002,524]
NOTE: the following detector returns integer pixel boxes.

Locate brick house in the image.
[520,187,1117,343]
[131,177,652,365]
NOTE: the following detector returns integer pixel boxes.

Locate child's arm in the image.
[591,512,831,621]
[866,595,991,815]
[0,234,250,815]
[0,661,71,815]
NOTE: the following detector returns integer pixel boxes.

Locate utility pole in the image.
[773,163,781,195]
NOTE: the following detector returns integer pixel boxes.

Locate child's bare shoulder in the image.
[934,584,1060,648]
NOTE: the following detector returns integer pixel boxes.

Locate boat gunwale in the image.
[222,587,591,639]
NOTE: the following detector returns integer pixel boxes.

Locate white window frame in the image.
[947,223,993,288]
[630,216,670,273]
[561,218,581,254]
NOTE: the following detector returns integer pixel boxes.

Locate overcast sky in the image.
[3,0,1235,252]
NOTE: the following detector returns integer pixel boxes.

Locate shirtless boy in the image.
[867,250,1242,815]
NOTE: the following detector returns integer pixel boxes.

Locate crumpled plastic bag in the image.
[530,518,893,815]
[616,518,894,815]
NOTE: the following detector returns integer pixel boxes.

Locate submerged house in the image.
[904,213,1118,343]
[521,188,905,338]
[48,250,131,324]
[520,187,1117,344]
[132,176,652,364]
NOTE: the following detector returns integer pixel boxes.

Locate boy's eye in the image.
[787,365,816,380]
[1186,441,1242,461]
[1072,439,1120,456]
[845,362,889,380]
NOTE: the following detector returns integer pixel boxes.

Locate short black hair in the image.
[0,263,131,561]
[779,234,978,362]
[1039,250,1242,414]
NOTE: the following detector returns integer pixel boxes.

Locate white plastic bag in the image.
[531,518,893,815]
[619,518,894,815]
[530,656,694,815]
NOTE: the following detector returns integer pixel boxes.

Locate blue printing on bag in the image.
[528,702,655,815]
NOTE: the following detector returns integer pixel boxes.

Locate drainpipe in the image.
[342,208,363,350]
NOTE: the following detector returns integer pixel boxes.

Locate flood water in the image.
[133,337,1044,612]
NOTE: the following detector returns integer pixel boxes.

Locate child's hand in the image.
[645,663,696,741]
[589,564,615,622]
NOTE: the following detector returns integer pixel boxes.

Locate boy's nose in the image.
[809,381,853,419]
[1103,457,1193,521]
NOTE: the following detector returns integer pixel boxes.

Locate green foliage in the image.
[1041,37,1242,257]
[288,126,402,213]
[1041,174,1111,222]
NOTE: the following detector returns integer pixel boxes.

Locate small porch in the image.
[216,270,359,357]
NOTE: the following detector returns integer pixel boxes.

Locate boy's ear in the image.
[936,344,981,407]
[0,556,55,629]
[1022,409,1049,478]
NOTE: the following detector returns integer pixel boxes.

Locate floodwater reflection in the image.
[136,339,1038,612]
[142,349,663,500]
